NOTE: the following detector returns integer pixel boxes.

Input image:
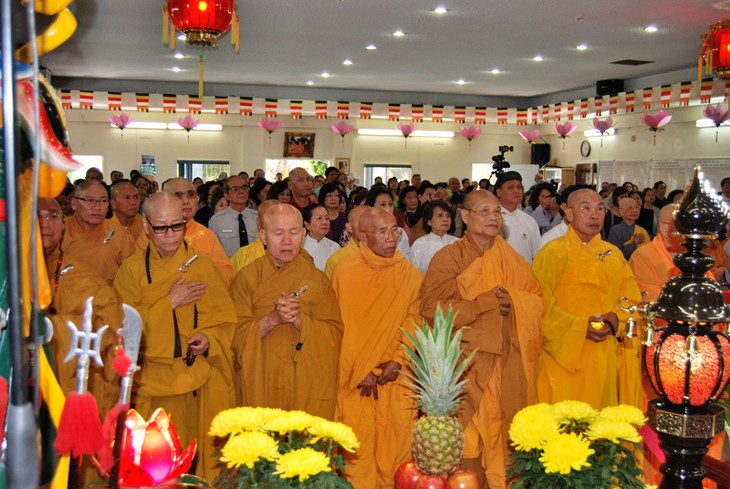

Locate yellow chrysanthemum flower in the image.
[509,404,560,451]
[596,405,647,427]
[219,431,280,469]
[644,485,658,489]
[308,418,360,452]
[585,420,641,444]
[209,407,268,437]
[262,410,318,434]
[273,447,332,482]
[539,433,594,475]
[550,400,597,425]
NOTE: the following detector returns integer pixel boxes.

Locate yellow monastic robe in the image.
[62,214,137,284]
[331,246,421,489]
[324,239,358,279]
[230,237,265,274]
[45,245,123,418]
[109,212,144,240]
[137,219,234,286]
[114,243,237,480]
[229,251,343,419]
[532,226,642,409]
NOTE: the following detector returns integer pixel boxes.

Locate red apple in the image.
[394,461,424,489]
[415,474,448,489]
[446,468,480,489]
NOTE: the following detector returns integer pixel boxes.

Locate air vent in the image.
[610,59,654,66]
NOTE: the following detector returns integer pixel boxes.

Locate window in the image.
[471,163,495,184]
[264,159,329,180]
[363,164,411,188]
[70,155,104,182]
[178,160,230,182]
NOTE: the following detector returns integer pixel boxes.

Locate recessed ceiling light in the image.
[171,67,182,73]
[393,30,405,37]
[644,25,658,33]
[321,71,331,78]
[490,68,501,74]
[173,53,185,59]
[343,59,353,65]
[531,55,544,61]
[576,44,588,51]
[456,79,466,85]
[306,80,314,86]
[432,6,448,14]
[177,34,186,41]
[366,44,377,50]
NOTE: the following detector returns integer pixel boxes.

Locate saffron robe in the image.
[114,243,237,480]
[331,246,420,489]
[229,251,343,419]
[420,234,544,489]
[109,212,144,240]
[629,236,679,301]
[230,237,265,274]
[62,214,137,284]
[532,226,642,409]
[325,239,358,279]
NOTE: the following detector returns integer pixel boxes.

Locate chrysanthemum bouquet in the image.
[508,401,647,489]
[209,407,359,489]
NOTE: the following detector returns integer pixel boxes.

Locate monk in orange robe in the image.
[109,180,144,240]
[325,205,367,278]
[419,190,544,489]
[63,180,137,284]
[230,200,277,274]
[331,207,420,489]
[229,203,343,419]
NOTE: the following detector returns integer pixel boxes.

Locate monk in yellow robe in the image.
[230,200,277,273]
[63,180,137,284]
[109,180,144,240]
[419,190,544,489]
[532,189,642,410]
[39,198,122,417]
[137,177,234,286]
[229,203,343,419]
[331,208,420,489]
[325,205,367,279]
[115,192,237,480]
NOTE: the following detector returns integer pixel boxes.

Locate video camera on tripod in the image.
[491,145,513,175]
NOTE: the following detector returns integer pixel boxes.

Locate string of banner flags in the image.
[58,78,729,125]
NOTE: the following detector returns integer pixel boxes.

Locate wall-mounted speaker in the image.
[531,143,550,166]
[596,79,624,97]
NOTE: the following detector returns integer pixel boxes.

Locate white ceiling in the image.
[35,0,730,104]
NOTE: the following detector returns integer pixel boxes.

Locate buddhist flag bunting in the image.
[188,95,202,114]
[215,96,229,114]
[431,105,444,123]
[453,106,466,123]
[163,94,177,113]
[679,82,691,107]
[701,79,714,103]
[239,97,253,116]
[516,108,527,126]
[107,92,122,111]
[337,101,350,120]
[388,103,400,121]
[79,90,94,109]
[660,85,672,108]
[474,106,486,125]
[497,107,508,125]
[412,104,425,123]
[643,88,653,110]
[625,92,635,113]
[530,107,538,125]
[580,99,588,118]
[552,103,562,121]
[566,101,575,120]
[541,106,549,123]
[359,101,372,120]
[265,98,278,118]
[290,100,303,119]
[609,95,618,114]
[136,93,150,112]
[594,97,604,116]
[315,100,328,119]
[60,89,71,109]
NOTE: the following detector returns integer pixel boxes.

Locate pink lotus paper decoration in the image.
[519,128,541,144]
[331,121,355,145]
[593,116,614,147]
[117,408,196,487]
[640,109,672,146]
[459,125,482,148]
[109,113,133,142]
[399,122,415,149]
[704,103,729,143]
[258,117,282,145]
[177,115,200,144]
[554,121,576,150]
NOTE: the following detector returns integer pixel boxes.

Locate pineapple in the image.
[402,305,476,476]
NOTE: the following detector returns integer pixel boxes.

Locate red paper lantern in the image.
[168,0,234,47]
[701,19,730,79]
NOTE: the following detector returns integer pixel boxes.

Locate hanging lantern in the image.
[166,0,236,47]
[700,19,730,80]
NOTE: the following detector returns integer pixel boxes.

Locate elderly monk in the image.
[532,189,642,409]
[63,180,137,284]
[114,192,237,479]
[324,205,368,279]
[229,203,343,418]
[287,167,317,211]
[230,200,277,274]
[419,190,544,489]
[109,180,144,240]
[138,177,233,286]
[39,198,122,417]
[331,207,420,489]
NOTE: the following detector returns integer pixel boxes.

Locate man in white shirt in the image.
[208,175,259,257]
[494,171,540,264]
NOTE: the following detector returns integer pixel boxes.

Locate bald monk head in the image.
[618,197,640,226]
[71,180,109,228]
[110,181,141,221]
[345,205,368,244]
[287,167,314,200]
[162,177,199,221]
[359,207,399,258]
[658,203,684,253]
[564,189,606,243]
[255,199,278,232]
[261,203,305,267]
[461,190,503,251]
[142,192,186,257]
[38,198,64,256]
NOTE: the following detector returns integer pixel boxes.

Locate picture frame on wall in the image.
[336,157,350,175]
[284,132,316,158]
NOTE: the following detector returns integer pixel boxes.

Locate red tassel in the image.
[97,402,129,472]
[111,348,132,378]
[54,392,103,455]
[0,377,7,446]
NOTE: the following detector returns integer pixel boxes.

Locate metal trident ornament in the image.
[178,254,199,273]
[64,297,108,393]
[103,229,115,245]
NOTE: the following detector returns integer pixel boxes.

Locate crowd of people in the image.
[43,165,730,488]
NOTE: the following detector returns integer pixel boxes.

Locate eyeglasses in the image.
[572,204,607,215]
[38,211,62,221]
[173,190,197,200]
[74,196,109,206]
[227,185,248,193]
[465,207,502,219]
[145,217,186,234]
